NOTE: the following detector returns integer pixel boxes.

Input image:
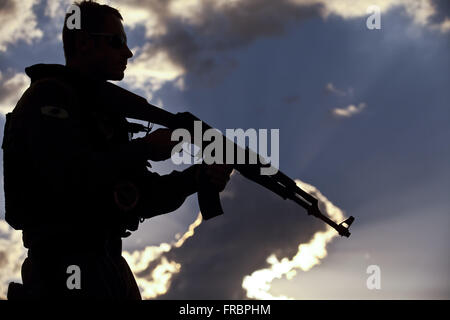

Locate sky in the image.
[0,0,449,300]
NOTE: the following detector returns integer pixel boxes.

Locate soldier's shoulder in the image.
[13,77,77,116]
[28,76,77,98]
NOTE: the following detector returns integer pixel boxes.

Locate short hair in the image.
[62,0,123,61]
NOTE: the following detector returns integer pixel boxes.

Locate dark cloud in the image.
[429,0,450,25]
[0,0,42,51]
[0,0,15,14]
[124,0,323,77]
[149,173,327,299]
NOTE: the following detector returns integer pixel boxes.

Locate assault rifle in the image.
[101,82,355,237]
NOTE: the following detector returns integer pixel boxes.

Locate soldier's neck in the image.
[65,60,106,82]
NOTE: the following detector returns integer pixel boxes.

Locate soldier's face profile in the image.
[89,15,133,81]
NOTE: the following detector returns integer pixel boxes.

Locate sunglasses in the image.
[89,33,127,49]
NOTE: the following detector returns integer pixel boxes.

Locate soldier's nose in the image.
[125,45,133,59]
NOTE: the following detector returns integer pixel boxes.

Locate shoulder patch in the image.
[40,105,69,119]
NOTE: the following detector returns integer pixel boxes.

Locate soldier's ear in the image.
[75,31,94,55]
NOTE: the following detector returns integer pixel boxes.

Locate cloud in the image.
[121,0,321,69]
[0,71,30,115]
[332,102,367,118]
[114,0,166,38]
[124,173,348,299]
[0,0,43,51]
[297,0,450,33]
[0,220,27,300]
[427,0,450,32]
[114,0,322,94]
[44,0,73,18]
[241,179,346,299]
[110,0,449,97]
[123,214,202,299]
[325,82,350,97]
[122,44,185,100]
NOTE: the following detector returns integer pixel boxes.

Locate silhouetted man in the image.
[2,1,231,300]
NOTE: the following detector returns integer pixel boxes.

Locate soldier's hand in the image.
[197,164,233,192]
[137,128,178,161]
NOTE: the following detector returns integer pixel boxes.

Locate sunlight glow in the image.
[242,179,345,300]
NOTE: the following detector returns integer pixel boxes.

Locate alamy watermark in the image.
[366,265,381,290]
[170,121,279,176]
[66,265,81,290]
[66,5,81,30]
[366,5,381,30]
[65,1,114,30]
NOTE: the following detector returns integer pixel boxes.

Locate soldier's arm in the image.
[13,79,201,228]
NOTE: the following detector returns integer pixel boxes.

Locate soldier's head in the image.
[62,1,133,81]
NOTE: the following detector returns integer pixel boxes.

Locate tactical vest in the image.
[2,73,139,232]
